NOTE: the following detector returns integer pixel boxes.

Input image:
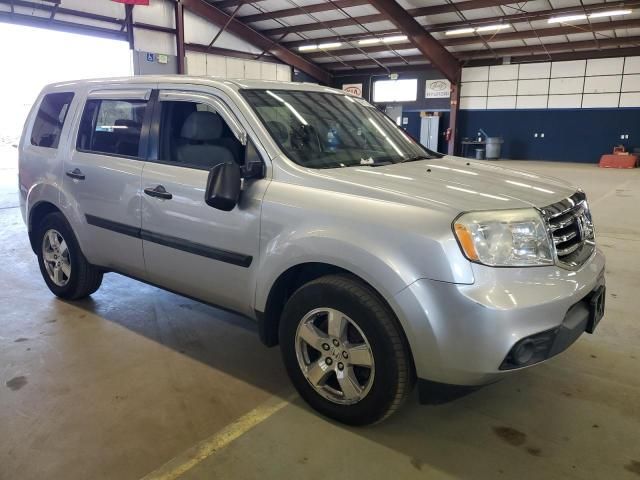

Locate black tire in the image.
[36,212,103,300]
[279,274,414,425]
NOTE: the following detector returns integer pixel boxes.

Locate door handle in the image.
[66,168,85,180]
[144,185,173,200]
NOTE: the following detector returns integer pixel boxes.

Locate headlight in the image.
[453,209,553,267]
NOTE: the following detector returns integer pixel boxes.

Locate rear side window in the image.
[30,92,74,148]
[76,99,147,157]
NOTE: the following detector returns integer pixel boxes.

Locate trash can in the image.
[485,137,504,159]
[475,148,485,160]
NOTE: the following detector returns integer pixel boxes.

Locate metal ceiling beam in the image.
[213,0,262,9]
[332,45,640,73]
[253,0,512,32]
[332,63,431,76]
[240,0,369,24]
[463,46,640,66]
[281,0,640,47]
[322,56,430,70]
[305,42,416,59]
[364,0,460,83]
[427,0,640,33]
[0,0,175,35]
[263,13,382,37]
[0,10,126,41]
[302,17,640,60]
[186,42,281,63]
[443,18,640,46]
[181,0,331,84]
[457,35,640,60]
[322,35,640,69]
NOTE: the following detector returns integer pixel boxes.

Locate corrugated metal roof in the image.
[205,0,640,72]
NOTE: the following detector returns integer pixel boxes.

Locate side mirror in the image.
[205,162,241,211]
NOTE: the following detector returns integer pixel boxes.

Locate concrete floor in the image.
[1,152,639,480]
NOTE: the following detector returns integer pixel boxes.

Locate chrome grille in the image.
[541,191,595,269]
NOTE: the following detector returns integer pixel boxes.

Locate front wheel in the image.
[36,212,103,300]
[279,274,414,425]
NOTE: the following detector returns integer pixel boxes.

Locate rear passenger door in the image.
[64,88,153,277]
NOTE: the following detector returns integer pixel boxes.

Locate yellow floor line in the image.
[140,394,295,480]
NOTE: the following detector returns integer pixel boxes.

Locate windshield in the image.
[241,89,442,169]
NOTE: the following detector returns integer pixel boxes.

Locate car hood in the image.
[307,156,577,213]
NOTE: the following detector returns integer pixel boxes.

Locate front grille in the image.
[541,191,595,269]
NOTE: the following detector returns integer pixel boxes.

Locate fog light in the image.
[512,339,535,365]
[500,329,557,370]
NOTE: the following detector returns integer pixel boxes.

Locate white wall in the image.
[460,56,640,110]
[186,51,291,81]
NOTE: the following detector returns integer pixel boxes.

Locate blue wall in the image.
[458,108,640,163]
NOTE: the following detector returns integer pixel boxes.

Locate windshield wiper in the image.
[399,154,432,163]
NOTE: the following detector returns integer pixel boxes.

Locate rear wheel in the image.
[280,274,414,425]
[36,212,103,300]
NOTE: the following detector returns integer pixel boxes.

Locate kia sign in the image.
[342,83,363,97]
[425,79,451,98]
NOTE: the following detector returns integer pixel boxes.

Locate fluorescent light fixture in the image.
[358,38,380,45]
[382,35,408,43]
[547,14,587,23]
[476,24,511,32]
[318,42,342,49]
[298,44,317,51]
[588,9,632,18]
[445,28,475,35]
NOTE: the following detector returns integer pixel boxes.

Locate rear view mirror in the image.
[205,162,241,211]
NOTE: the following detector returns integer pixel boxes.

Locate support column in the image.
[125,4,134,50]
[175,1,186,74]
[448,81,460,156]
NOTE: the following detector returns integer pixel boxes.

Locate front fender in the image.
[255,228,412,313]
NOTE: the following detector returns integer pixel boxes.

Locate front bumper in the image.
[393,249,606,386]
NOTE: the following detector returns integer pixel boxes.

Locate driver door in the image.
[141,90,268,315]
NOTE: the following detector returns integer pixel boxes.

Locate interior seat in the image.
[114,119,141,156]
[176,111,234,169]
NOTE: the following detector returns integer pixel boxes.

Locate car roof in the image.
[45,75,346,95]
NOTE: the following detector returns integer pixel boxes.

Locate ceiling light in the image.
[318,42,342,49]
[358,38,380,45]
[298,45,317,51]
[476,24,511,32]
[445,28,475,35]
[382,35,408,43]
[588,9,632,19]
[547,14,587,23]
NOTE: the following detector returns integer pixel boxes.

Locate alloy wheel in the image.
[295,307,375,405]
[42,229,71,287]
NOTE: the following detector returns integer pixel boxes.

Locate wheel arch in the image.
[256,262,413,367]
[28,201,62,253]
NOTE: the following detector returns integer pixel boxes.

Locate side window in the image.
[157,100,245,170]
[31,92,74,148]
[76,99,147,157]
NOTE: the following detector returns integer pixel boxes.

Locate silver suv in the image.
[19,76,606,425]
